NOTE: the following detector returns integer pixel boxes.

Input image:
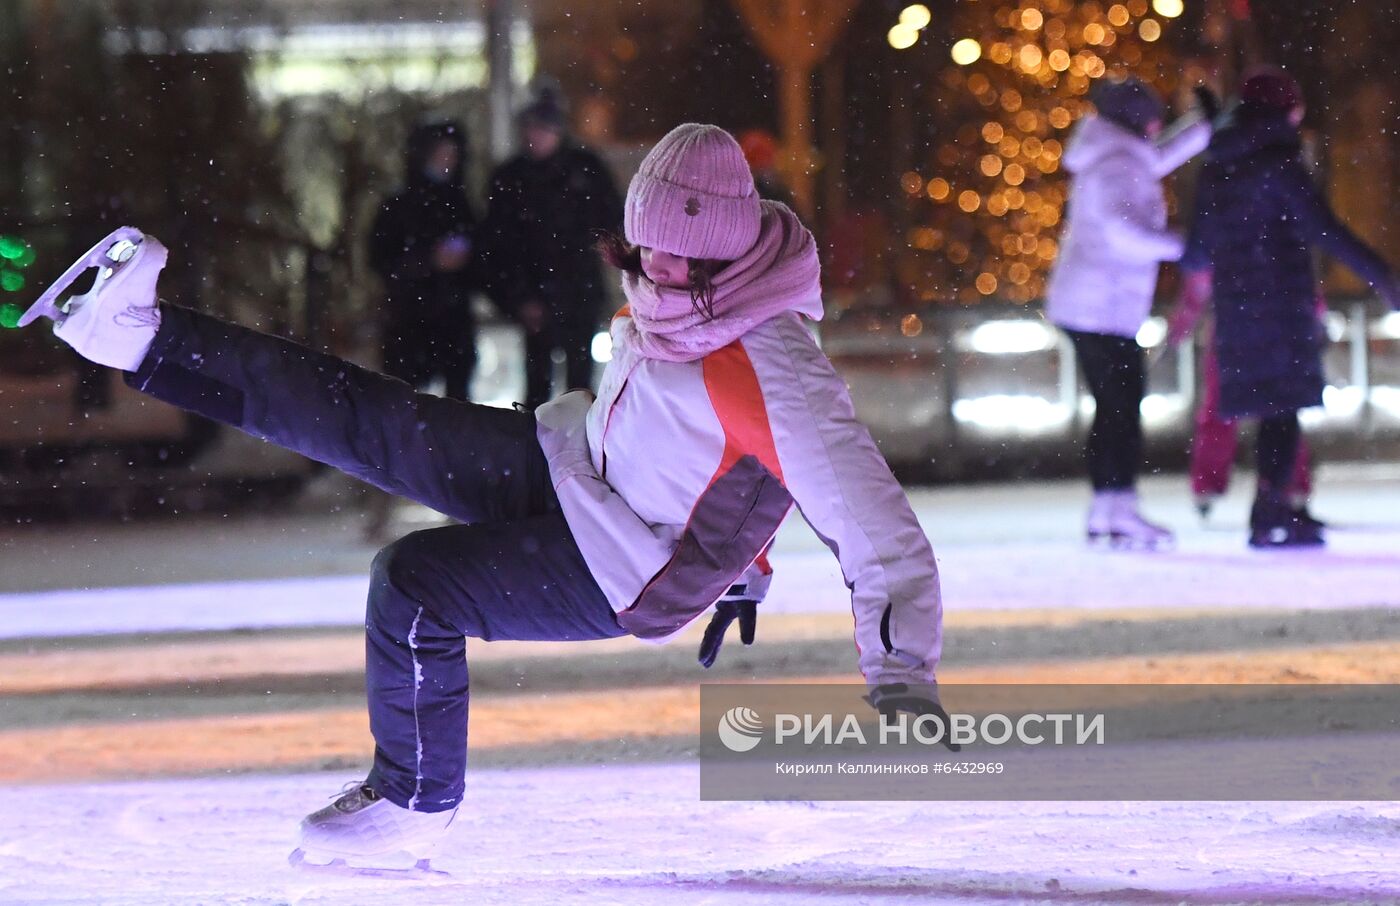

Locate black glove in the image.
[1192,84,1221,123]
[698,590,757,669]
[864,682,962,752]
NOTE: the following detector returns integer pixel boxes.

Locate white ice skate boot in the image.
[290,781,457,876]
[1085,490,1116,545]
[18,226,166,371]
[1106,489,1174,551]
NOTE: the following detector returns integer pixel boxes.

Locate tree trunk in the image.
[819,45,848,227]
[729,0,859,221]
[778,63,815,219]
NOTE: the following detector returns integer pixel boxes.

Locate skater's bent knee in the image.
[368,533,436,611]
[367,530,473,626]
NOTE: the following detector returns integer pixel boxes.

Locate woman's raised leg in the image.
[126,305,551,523]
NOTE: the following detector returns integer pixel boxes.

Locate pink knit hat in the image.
[625,123,762,261]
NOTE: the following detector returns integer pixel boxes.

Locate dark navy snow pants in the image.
[127,306,625,811]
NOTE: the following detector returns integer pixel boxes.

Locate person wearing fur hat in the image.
[29,124,950,870]
[1046,75,1212,550]
[1181,65,1400,548]
[476,82,624,409]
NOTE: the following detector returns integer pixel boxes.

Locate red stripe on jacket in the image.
[701,341,784,486]
[621,339,786,624]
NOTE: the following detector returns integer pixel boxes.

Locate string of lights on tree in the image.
[889,0,1185,323]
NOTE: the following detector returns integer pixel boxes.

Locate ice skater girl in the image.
[24,124,948,871]
[1045,76,1211,550]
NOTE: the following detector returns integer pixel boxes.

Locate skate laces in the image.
[114,306,160,327]
[331,780,383,813]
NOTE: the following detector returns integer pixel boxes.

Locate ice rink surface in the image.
[3,465,1400,904]
[7,465,1400,637]
[3,767,1399,906]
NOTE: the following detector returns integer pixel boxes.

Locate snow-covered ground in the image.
[2,466,1400,904]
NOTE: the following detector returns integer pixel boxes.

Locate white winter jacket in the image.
[1045,115,1210,338]
[534,310,942,688]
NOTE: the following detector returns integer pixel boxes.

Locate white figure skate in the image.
[1106,489,1174,551]
[1087,489,1174,550]
[289,781,457,879]
[19,226,166,371]
[1084,490,1116,545]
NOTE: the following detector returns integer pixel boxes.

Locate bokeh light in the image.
[888,23,919,50]
[951,38,983,65]
[0,236,25,260]
[0,235,35,302]
[900,4,932,29]
[900,0,1178,306]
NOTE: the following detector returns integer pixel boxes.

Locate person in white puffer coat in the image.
[1046,76,1211,549]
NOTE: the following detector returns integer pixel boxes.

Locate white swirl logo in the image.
[717,707,765,752]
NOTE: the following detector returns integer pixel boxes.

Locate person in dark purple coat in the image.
[1183,66,1400,548]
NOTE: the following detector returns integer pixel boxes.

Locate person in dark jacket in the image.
[1183,66,1400,548]
[476,85,624,409]
[368,120,479,400]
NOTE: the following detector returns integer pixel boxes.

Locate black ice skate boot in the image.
[1290,503,1326,533]
[1249,488,1324,549]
